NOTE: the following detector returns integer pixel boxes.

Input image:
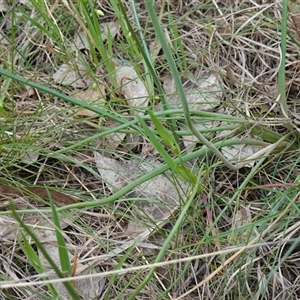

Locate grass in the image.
[1,0,300,299]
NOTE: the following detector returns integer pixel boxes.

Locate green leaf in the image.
[148,110,180,155]
[139,115,196,184]
[138,115,177,171]
[10,204,80,299]
[175,165,197,185]
[19,232,58,298]
[19,232,44,273]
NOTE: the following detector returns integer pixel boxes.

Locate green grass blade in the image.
[10,204,80,300]
[278,0,288,118]
[148,110,180,155]
[128,165,204,299]
[138,115,177,170]
[0,137,274,216]
[138,115,197,184]
[19,232,58,298]
[144,1,240,170]
[116,0,179,140]
[105,242,137,299]
[49,193,72,276]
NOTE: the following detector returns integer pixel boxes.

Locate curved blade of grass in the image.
[0,67,136,130]
[0,68,291,156]
[0,137,278,216]
[144,1,241,170]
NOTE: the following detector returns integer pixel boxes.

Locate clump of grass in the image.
[1,0,300,299]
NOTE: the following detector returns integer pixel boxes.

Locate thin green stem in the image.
[128,166,205,299]
[278,0,288,118]
[0,137,284,216]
